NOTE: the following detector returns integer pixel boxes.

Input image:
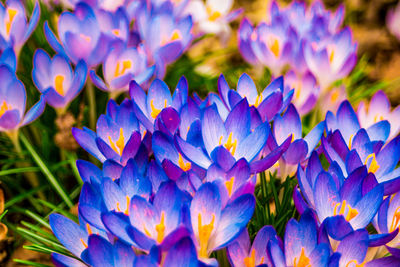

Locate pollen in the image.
[155,211,166,243]
[225,177,235,197]
[294,247,311,267]
[150,99,167,119]
[54,75,65,96]
[5,8,17,36]
[269,38,280,58]
[365,153,380,174]
[198,213,215,258]
[178,153,191,171]
[333,199,358,221]
[244,249,256,267]
[112,29,121,37]
[0,101,11,118]
[389,207,400,232]
[108,128,125,156]
[219,132,238,156]
[206,6,221,21]
[114,60,132,77]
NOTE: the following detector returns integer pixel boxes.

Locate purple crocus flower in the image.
[44,2,114,68]
[129,77,188,133]
[135,2,193,77]
[0,47,16,71]
[72,99,146,165]
[357,90,400,141]
[218,73,293,122]
[304,27,357,91]
[0,0,40,56]
[284,70,320,116]
[227,226,280,267]
[268,210,330,267]
[90,42,154,96]
[189,182,255,262]
[32,49,87,111]
[0,65,45,133]
[270,103,325,177]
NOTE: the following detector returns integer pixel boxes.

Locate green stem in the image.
[86,79,96,130]
[20,133,74,208]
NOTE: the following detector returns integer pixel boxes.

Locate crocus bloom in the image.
[44,2,113,68]
[267,210,330,266]
[129,78,188,132]
[90,42,154,96]
[0,47,16,71]
[227,226,280,267]
[72,99,145,165]
[319,85,347,116]
[387,2,400,40]
[184,0,242,37]
[0,0,40,56]
[135,2,193,77]
[218,73,293,122]
[0,65,45,133]
[189,182,255,261]
[32,49,87,110]
[357,90,400,141]
[304,27,357,90]
[284,70,320,116]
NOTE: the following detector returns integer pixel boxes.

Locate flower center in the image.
[161,29,182,46]
[54,75,65,96]
[5,8,17,36]
[294,247,311,267]
[155,211,166,243]
[254,94,263,107]
[112,29,121,37]
[219,132,238,156]
[116,195,130,215]
[206,6,221,21]
[244,248,257,267]
[365,153,380,174]
[0,100,11,118]
[268,37,280,58]
[333,199,359,221]
[346,259,366,267]
[108,128,125,156]
[198,213,215,258]
[79,33,91,43]
[114,60,132,77]
[225,176,235,197]
[389,207,400,232]
[178,153,191,171]
[150,99,167,119]
[330,89,340,103]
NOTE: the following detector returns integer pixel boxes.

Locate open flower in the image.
[0,65,45,133]
[0,0,40,56]
[32,49,87,111]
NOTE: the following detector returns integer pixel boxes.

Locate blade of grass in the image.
[0,166,40,176]
[20,133,73,208]
[13,259,53,267]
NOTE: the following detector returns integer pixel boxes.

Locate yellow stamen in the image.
[373,114,384,123]
[150,99,167,119]
[219,132,238,156]
[365,153,380,174]
[225,177,235,197]
[178,153,191,171]
[269,38,280,58]
[389,207,400,232]
[198,213,215,258]
[155,211,166,243]
[86,223,93,235]
[80,238,88,248]
[114,60,132,77]
[161,30,182,45]
[124,196,130,215]
[112,29,121,37]
[0,101,11,118]
[54,75,65,96]
[254,94,263,108]
[108,128,125,156]
[143,225,152,237]
[345,260,366,267]
[331,89,340,103]
[5,8,17,36]
[329,50,335,63]
[206,6,221,21]
[244,248,256,267]
[294,247,311,267]
[348,134,354,149]
[333,200,359,221]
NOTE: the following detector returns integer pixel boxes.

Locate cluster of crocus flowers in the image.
[48,68,400,266]
[239,0,357,116]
